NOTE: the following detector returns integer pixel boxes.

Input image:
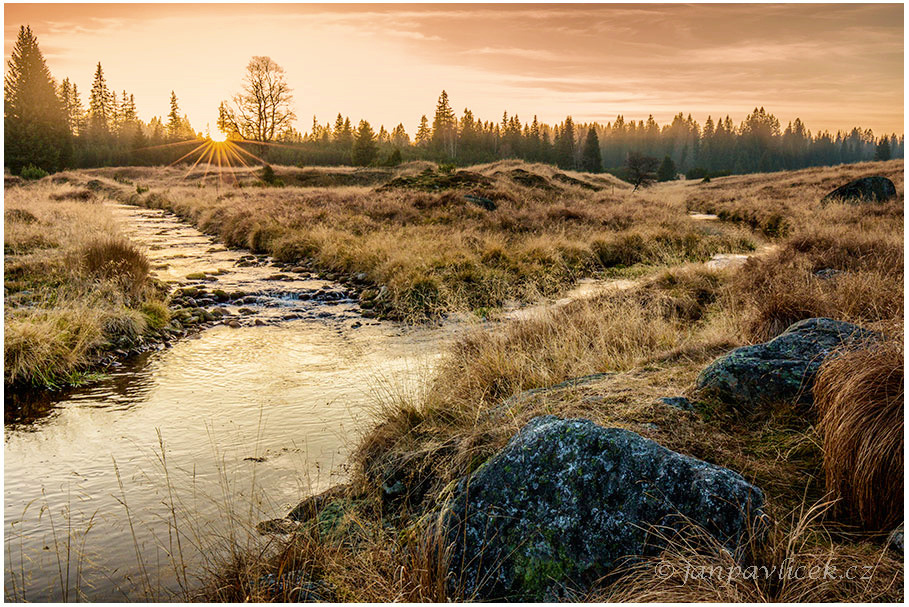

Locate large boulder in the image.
[822,176,897,203]
[443,416,764,601]
[695,318,878,410]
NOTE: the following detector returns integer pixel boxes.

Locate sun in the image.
[209,129,227,142]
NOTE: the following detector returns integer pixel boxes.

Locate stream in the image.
[4,204,460,601]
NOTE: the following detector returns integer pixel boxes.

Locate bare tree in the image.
[221,56,295,142]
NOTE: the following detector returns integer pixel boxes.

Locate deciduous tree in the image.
[221,56,296,142]
[626,151,660,191]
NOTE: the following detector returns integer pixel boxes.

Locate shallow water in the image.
[4,204,459,601]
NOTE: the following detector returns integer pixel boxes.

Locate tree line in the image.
[5,25,904,178]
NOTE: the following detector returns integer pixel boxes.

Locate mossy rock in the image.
[694,317,879,411]
[442,415,764,600]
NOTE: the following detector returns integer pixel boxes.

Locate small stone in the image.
[256,518,298,535]
[657,396,694,411]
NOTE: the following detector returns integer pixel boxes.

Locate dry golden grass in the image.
[601,500,903,602]
[816,339,904,532]
[67,161,756,321]
[4,181,168,388]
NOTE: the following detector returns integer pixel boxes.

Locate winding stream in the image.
[4,204,460,601]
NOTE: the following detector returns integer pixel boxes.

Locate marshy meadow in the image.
[4,3,904,603]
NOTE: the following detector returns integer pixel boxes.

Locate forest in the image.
[5,24,906,180]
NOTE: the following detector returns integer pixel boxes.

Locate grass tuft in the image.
[815,339,904,532]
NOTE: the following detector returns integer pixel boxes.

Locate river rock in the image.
[694,317,878,410]
[443,415,764,601]
[822,176,897,203]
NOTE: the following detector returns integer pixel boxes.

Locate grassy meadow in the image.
[4,180,170,391]
[59,160,761,322]
[4,159,903,600]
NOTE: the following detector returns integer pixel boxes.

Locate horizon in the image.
[4,3,904,138]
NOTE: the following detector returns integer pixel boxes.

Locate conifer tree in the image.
[554,116,577,169]
[391,123,410,148]
[415,115,431,148]
[351,120,378,166]
[88,62,111,137]
[657,155,677,181]
[66,83,83,136]
[580,127,602,172]
[4,25,71,172]
[875,136,892,161]
[166,91,181,140]
[431,90,457,157]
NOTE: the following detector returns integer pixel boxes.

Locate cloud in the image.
[462,47,561,61]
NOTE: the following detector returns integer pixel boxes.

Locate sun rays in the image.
[144,133,284,187]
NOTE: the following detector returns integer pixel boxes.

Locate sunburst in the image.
[139,129,291,189]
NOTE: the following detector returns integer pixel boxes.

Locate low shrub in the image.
[20,164,49,180]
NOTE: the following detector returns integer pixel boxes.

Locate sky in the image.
[4,3,904,137]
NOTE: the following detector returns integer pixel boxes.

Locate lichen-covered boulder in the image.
[822,176,897,203]
[694,318,878,410]
[443,416,763,601]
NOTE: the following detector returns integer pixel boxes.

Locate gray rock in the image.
[822,176,897,203]
[694,318,878,410]
[657,396,694,411]
[888,524,903,553]
[443,415,764,601]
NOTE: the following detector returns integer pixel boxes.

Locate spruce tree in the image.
[351,120,378,166]
[69,83,84,136]
[4,25,72,172]
[415,115,431,147]
[580,127,602,172]
[166,91,181,140]
[554,116,576,169]
[391,123,410,148]
[431,90,457,157]
[88,62,111,137]
[875,136,892,161]
[657,155,677,181]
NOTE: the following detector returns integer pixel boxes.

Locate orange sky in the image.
[4,3,904,136]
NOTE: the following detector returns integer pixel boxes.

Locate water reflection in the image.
[5,321,449,601]
[5,352,158,426]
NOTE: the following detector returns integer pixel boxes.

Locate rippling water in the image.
[4,204,459,601]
